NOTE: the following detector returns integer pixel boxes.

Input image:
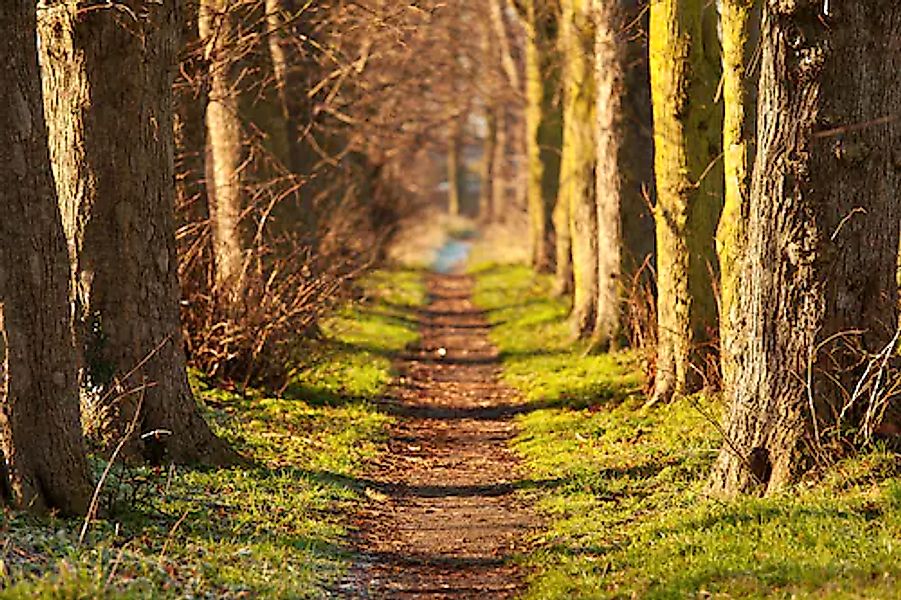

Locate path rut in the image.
[346,273,536,598]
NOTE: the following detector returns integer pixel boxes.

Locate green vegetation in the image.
[0,269,424,599]
[471,262,901,599]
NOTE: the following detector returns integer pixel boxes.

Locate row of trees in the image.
[2,0,471,514]
[488,0,900,494]
[1,0,251,515]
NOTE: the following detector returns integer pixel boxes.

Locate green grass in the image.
[0,268,424,599]
[471,261,901,600]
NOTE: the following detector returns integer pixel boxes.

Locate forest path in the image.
[345,273,537,598]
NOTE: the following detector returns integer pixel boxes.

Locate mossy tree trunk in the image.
[0,0,92,515]
[710,0,901,495]
[716,0,760,401]
[521,0,562,273]
[648,0,723,402]
[38,0,237,465]
[552,174,574,295]
[560,0,598,338]
[200,0,247,308]
[479,108,498,222]
[592,0,656,349]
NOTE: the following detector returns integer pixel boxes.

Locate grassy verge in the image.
[471,262,901,599]
[0,268,424,599]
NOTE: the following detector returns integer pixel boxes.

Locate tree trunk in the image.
[521,0,561,273]
[710,0,901,495]
[38,0,237,465]
[490,0,522,93]
[592,0,626,349]
[200,0,246,307]
[0,0,92,515]
[479,109,498,221]
[593,0,656,350]
[552,175,573,296]
[716,0,760,401]
[491,107,509,223]
[560,0,598,338]
[447,118,463,217]
[648,0,723,403]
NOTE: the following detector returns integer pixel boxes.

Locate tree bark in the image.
[200,0,246,307]
[592,0,653,349]
[710,0,901,495]
[479,109,498,221]
[490,0,522,93]
[0,0,93,515]
[716,0,760,401]
[560,0,598,338]
[648,0,723,402]
[521,0,562,273]
[552,184,574,295]
[38,0,237,465]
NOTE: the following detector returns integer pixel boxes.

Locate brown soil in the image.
[342,273,537,598]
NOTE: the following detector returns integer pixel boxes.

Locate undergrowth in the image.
[0,268,424,599]
[471,262,901,599]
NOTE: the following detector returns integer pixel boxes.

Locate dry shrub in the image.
[175,135,415,387]
[623,254,657,395]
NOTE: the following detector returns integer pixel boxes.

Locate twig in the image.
[79,391,145,546]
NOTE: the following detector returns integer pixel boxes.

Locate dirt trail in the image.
[346,273,536,598]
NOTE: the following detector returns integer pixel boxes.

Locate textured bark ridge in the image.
[560,0,599,338]
[592,0,655,350]
[716,0,760,406]
[38,1,236,465]
[711,0,901,495]
[648,0,723,403]
[0,0,92,514]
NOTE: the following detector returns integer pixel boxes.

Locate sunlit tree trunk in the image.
[479,109,498,221]
[200,0,246,307]
[648,0,723,403]
[560,0,598,338]
[710,0,901,495]
[521,0,561,273]
[716,0,760,403]
[0,0,92,515]
[38,0,237,465]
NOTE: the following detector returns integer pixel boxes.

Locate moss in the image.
[0,268,425,598]
[472,263,901,599]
